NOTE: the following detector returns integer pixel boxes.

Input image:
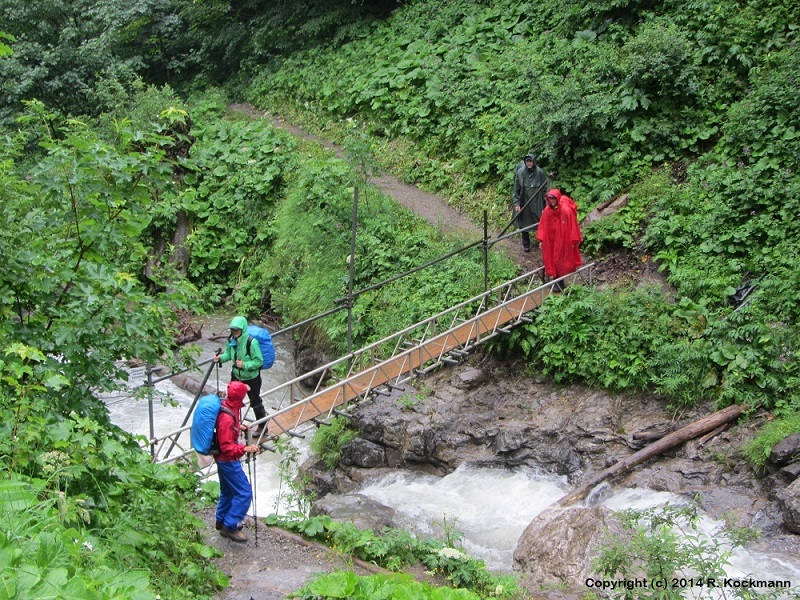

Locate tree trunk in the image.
[557,403,747,507]
[170,209,192,276]
[171,372,219,398]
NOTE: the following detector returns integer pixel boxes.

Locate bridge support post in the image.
[483,210,489,293]
[346,187,358,370]
[146,363,155,459]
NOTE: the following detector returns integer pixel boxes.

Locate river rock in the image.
[513,506,621,586]
[769,433,800,466]
[777,478,800,534]
[311,493,396,532]
[302,356,797,556]
[348,359,691,481]
[453,367,485,389]
[779,461,800,484]
[341,438,386,468]
[293,325,335,389]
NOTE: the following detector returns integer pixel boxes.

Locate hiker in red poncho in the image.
[215,380,260,543]
[536,188,582,291]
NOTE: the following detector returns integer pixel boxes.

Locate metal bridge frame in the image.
[150,263,594,467]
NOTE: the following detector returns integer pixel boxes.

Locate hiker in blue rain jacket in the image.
[213,316,266,428]
[215,380,259,543]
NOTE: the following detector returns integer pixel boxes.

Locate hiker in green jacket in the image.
[213,316,266,429]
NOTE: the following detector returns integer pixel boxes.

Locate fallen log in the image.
[557,403,747,507]
[171,372,218,398]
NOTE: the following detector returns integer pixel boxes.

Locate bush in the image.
[270,514,518,598]
[742,412,800,467]
[310,416,358,469]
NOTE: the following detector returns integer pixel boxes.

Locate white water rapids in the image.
[103,319,800,588]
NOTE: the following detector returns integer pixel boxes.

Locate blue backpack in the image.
[246,325,275,369]
[191,394,235,455]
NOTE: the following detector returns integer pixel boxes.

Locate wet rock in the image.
[311,494,396,532]
[513,506,621,586]
[301,457,338,497]
[341,438,386,468]
[301,356,798,561]
[453,367,484,389]
[621,458,720,492]
[769,433,800,467]
[491,422,529,454]
[293,325,335,389]
[777,478,800,534]
[779,461,800,484]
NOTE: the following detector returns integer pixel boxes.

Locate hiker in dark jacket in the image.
[215,380,260,543]
[512,152,549,252]
[214,316,266,428]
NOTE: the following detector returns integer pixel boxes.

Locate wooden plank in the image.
[265,285,550,437]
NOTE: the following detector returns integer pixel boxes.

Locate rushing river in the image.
[104,318,800,586]
[103,316,308,516]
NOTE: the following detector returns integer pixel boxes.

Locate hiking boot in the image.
[523,246,531,253]
[220,527,247,543]
[216,520,243,531]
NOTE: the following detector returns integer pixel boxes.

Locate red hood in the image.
[545,188,562,202]
[224,381,248,410]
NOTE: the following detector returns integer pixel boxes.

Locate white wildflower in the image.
[82,541,93,552]
[438,547,467,560]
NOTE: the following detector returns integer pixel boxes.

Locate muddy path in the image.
[228,103,543,272]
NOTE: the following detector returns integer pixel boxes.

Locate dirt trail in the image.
[228,103,542,271]
[206,106,547,599]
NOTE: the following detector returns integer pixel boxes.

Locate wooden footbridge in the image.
[148,263,594,467]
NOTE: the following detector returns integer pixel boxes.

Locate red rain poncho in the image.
[536,189,583,278]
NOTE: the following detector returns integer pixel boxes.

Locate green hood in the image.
[229,316,248,330]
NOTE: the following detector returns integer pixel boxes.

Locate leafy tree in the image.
[0,31,12,56]
[0,0,199,123]
[0,0,120,121]
[0,101,228,598]
[0,101,195,417]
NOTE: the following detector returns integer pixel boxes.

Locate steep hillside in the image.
[242,0,800,423]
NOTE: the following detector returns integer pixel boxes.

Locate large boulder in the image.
[770,433,800,467]
[513,506,621,586]
[341,437,386,468]
[311,493,396,533]
[777,478,800,534]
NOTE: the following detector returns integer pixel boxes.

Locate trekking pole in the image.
[252,449,259,548]
[215,348,221,395]
[495,178,550,240]
[246,427,259,548]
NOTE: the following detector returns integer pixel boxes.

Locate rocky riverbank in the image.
[301,353,800,589]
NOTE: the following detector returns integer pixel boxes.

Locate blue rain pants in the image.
[215,460,253,530]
